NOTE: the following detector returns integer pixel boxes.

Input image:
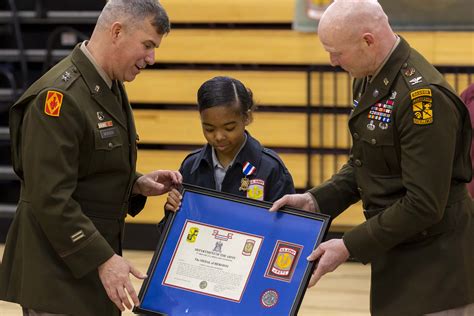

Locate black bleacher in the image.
[0,1,99,224]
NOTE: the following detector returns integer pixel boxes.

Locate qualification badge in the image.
[239,161,256,191]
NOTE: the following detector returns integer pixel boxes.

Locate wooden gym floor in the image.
[0,244,370,315]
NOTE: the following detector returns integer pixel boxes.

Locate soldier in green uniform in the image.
[271,1,474,315]
[0,1,182,315]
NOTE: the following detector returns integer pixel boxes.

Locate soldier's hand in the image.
[269,193,316,212]
[98,254,147,311]
[164,188,182,212]
[133,170,182,196]
[306,239,350,288]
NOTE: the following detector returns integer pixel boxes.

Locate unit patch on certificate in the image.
[246,179,264,201]
[242,239,256,256]
[265,241,303,282]
[411,88,433,125]
[186,227,199,243]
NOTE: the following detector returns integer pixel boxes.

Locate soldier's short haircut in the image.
[98,0,170,35]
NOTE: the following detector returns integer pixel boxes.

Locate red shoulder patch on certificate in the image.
[44,90,64,117]
[264,241,303,282]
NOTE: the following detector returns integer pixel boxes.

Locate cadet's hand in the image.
[98,254,147,311]
[306,239,350,288]
[164,188,182,212]
[269,193,316,212]
[133,170,182,196]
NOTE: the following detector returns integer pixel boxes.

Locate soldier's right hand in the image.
[269,192,316,213]
[164,188,182,212]
[98,254,147,311]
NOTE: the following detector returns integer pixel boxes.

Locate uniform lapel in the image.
[351,77,391,119]
[70,46,128,130]
[350,37,411,121]
[119,82,138,168]
[90,84,127,130]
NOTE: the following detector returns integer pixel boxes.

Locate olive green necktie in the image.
[111,80,122,104]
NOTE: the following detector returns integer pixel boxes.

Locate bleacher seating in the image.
[1,0,473,244]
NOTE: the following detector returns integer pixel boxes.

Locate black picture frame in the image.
[134,184,330,316]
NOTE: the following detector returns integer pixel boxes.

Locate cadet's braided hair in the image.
[197,76,256,123]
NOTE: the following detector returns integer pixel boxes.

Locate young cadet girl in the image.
[164,76,295,212]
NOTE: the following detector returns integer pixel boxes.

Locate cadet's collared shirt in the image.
[211,133,247,191]
[157,132,295,236]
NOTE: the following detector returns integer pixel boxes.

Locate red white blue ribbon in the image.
[242,162,256,176]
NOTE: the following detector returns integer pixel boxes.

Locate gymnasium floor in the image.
[0,245,370,315]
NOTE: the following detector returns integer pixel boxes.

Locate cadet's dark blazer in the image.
[0,45,146,315]
[181,132,295,202]
[157,132,295,235]
[309,37,474,315]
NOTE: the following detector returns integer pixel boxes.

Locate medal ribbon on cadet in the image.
[239,162,256,191]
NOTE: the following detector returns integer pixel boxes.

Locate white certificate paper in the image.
[163,220,263,302]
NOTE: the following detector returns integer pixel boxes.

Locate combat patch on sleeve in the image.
[44,90,64,117]
[410,88,433,125]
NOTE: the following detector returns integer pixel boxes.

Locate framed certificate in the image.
[134,184,330,316]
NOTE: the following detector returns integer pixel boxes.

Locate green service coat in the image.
[0,45,146,315]
[309,37,474,315]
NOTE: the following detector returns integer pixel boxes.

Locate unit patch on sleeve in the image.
[44,90,64,117]
[410,88,433,125]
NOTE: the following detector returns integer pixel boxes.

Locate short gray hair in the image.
[98,0,170,35]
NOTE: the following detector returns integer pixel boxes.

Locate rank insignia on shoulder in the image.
[411,88,433,125]
[44,90,64,117]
